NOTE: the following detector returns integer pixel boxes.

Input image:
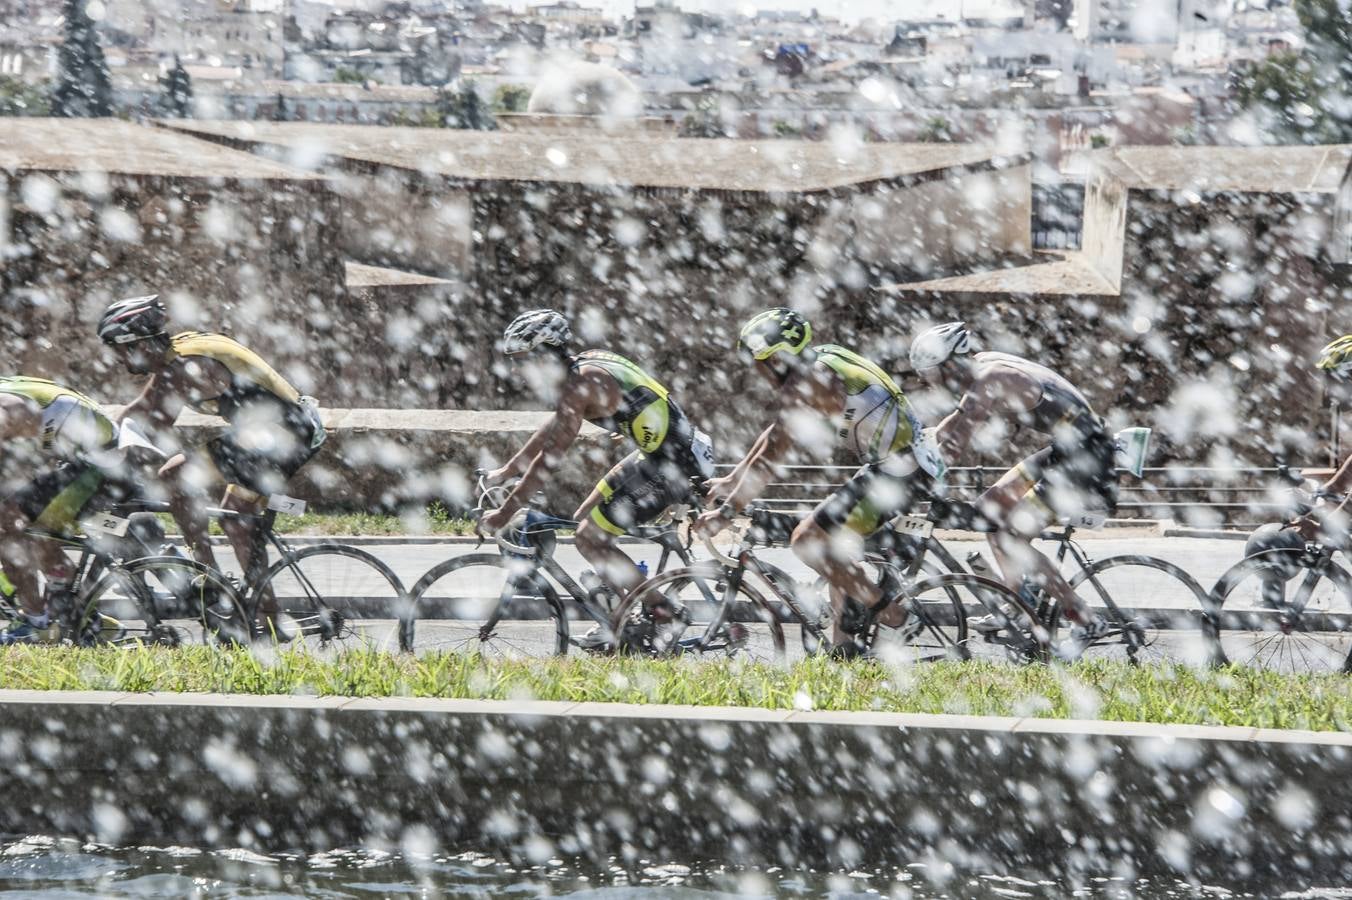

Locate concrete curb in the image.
[0,689,1345,880]
[1160,527,1251,541]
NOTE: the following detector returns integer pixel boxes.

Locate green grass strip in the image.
[1,647,1351,732]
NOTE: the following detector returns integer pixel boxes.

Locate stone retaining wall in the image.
[0,690,1344,885]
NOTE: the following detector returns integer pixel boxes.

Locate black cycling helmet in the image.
[737,308,812,361]
[502,308,572,355]
[98,295,167,345]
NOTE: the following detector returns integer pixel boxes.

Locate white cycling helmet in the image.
[909,322,971,371]
[502,308,571,355]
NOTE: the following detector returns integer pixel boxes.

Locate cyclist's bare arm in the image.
[120,357,230,449]
[707,425,772,502]
[491,369,620,519]
[934,365,1038,461]
[718,367,843,512]
[1324,455,1352,496]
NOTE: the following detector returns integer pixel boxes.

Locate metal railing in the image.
[736,465,1313,529]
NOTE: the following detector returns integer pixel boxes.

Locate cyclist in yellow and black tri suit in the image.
[480,310,715,630]
[694,309,945,656]
[98,296,326,637]
[0,377,121,643]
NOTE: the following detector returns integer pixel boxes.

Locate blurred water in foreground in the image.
[0,835,1336,897]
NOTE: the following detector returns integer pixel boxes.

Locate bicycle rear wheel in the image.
[400,553,568,657]
[1205,553,1352,673]
[810,558,970,660]
[1062,555,1211,667]
[79,556,245,647]
[255,544,406,651]
[611,563,786,663]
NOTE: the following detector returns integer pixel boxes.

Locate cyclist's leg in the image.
[0,466,103,637]
[574,451,679,602]
[161,449,223,569]
[796,456,924,640]
[0,470,76,616]
[209,427,316,620]
[981,450,1091,624]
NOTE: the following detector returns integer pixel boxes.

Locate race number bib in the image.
[891,514,934,538]
[691,428,716,479]
[81,514,130,538]
[268,494,307,515]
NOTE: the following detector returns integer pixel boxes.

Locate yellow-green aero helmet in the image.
[737,308,812,361]
[1317,335,1352,380]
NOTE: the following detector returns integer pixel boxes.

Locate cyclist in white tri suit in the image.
[909,322,1115,645]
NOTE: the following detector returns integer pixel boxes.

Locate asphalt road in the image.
[149,530,1352,672]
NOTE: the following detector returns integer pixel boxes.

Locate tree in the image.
[437,80,494,130]
[679,97,728,137]
[0,76,51,116]
[1234,0,1352,143]
[159,55,192,118]
[334,66,370,85]
[493,83,530,114]
[51,0,113,117]
[916,114,953,142]
[1235,52,1339,144]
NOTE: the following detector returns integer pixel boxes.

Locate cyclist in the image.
[98,295,326,637]
[0,377,123,643]
[693,308,941,657]
[479,309,715,640]
[908,321,1113,646]
[1289,336,1352,542]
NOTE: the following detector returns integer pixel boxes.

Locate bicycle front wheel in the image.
[1205,553,1352,673]
[400,553,568,657]
[894,573,1048,664]
[860,566,973,663]
[610,563,786,663]
[79,555,246,647]
[1062,555,1211,667]
[255,544,407,651]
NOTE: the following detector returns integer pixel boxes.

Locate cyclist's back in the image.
[571,350,701,471]
[972,351,1096,435]
[814,344,919,464]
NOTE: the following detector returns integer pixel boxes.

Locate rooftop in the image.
[880,253,1119,298]
[0,119,321,181]
[345,261,455,288]
[159,120,1021,193]
[1089,145,1352,194]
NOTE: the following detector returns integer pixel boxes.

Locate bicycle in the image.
[611,503,1034,663]
[0,511,246,647]
[1001,512,1211,666]
[1204,465,1352,672]
[112,493,407,650]
[397,472,706,656]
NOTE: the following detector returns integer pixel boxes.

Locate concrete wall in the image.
[0,409,613,516]
[853,163,1032,280]
[3,690,1350,886]
[196,409,613,513]
[1081,170,1127,287]
[328,170,473,279]
[1118,190,1339,460]
[0,169,350,405]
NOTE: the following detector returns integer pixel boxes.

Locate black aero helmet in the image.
[98,295,167,345]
